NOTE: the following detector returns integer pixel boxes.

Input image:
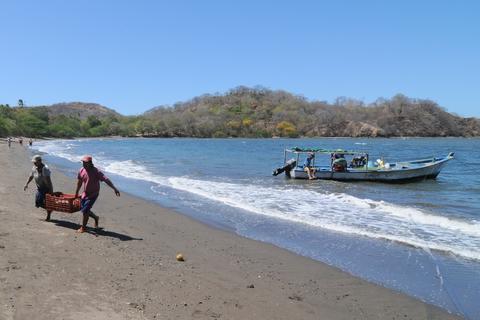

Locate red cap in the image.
[81,155,93,162]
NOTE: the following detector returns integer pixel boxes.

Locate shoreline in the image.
[0,143,462,319]
[4,136,480,142]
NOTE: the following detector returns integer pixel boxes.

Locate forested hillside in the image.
[143,87,480,137]
[1,87,479,138]
[0,102,130,138]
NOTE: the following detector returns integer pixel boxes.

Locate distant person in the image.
[304,152,316,180]
[332,153,348,172]
[7,137,12,148]
[24,155,54,221]
[28,138,33,147]
[74,155,121,233]
[18,137,23,145]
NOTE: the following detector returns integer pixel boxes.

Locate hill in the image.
[0,102,125,138]
[46,102,121,119]
[143,87,480,138]
[1,88,479,138]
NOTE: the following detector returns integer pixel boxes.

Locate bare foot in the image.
[76,226,86,233]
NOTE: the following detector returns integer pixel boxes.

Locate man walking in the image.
[74,155,120,233]
[24,155,54,221]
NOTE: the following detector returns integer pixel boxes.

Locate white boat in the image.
[273,148,455,183]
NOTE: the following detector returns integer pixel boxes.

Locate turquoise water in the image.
[34,138,480,319]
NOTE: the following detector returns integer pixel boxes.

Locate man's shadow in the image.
[50,219,143,241]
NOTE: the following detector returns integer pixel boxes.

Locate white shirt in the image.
[30,165,51,190]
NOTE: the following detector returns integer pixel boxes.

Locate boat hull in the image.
[290,156,452,183]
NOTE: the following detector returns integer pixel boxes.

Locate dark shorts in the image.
[35,188,49,208]
[80,196,98,214]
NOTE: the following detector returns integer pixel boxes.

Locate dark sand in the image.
[0,142,462,319]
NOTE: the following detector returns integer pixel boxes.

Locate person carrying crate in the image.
[24,155,54,221]
[74,155,121,233]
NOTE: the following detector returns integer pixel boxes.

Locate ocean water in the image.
[33,138,480,319]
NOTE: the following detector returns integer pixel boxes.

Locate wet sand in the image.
[0,142,462,319]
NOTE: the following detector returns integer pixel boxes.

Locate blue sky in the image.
[1,1,479,116]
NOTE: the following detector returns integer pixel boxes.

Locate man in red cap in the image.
[74,155,120,233]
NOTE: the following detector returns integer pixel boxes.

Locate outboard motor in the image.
[272,159,297,177]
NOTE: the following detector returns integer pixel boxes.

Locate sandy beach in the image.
[0,142,462,320]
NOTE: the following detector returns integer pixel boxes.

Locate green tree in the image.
[0,116,15,136]
[88,125,108,137]
[47,123,77,138]
[48,115,81,137]
[87,115,102,128]
[0,104,13,118]
[14,110,48,137]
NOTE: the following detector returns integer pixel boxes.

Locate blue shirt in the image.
[304,157,313,167]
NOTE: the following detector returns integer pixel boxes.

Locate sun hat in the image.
[81,155,93,162]
[31,155,42,163]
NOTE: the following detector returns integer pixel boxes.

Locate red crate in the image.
[45,193,81,213]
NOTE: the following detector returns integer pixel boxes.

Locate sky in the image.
[1,1,479,117]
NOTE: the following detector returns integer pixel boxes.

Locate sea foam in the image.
[33,140,480,261]
[166,177,480,261]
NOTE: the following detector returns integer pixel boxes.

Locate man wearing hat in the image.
[24,155,54,221]
[74,155,120,233]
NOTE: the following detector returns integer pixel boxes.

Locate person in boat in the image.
[24,155,54,221]
[332,153,348,172]
[350,155,367,168]
[304,152,316,180]
[74,155,120,233]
